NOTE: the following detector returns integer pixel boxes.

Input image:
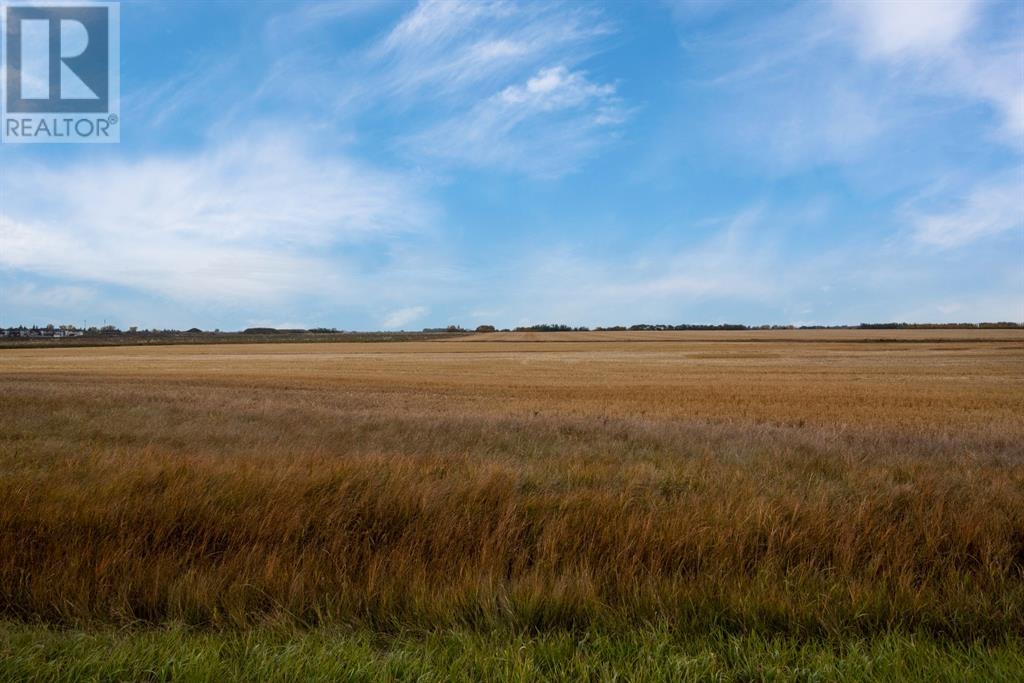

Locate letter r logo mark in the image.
[5,5,109,113]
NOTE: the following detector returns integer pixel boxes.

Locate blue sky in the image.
[1,0,1022,330]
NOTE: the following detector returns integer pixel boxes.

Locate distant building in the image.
[1,326,84,338]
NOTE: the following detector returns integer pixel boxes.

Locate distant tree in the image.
[475,325,496,333]
[514,324,576,332]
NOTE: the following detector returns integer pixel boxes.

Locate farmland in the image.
[1,330,1022,680]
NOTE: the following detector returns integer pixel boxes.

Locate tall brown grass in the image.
[1,333,1022,639]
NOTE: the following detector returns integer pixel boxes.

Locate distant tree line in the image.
[854,322,1022,329]
[484,322,1024,332]
[4,321,1022,340]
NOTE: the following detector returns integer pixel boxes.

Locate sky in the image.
[0,0,1022,331]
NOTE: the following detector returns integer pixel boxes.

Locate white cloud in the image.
[835,0,978,58]
[500,66,614,108]
[338,0,623,177]
[0,135,436,305]
[407,65,624,177]
[380,0,502,55]
[1,213,339,303]
[834,0,1023,140]
[237,0,623,180]
[944,41,1024,140]
[370,0,610,102]
[667,4,894,174]
[912,174,1024,248]
[381,305,429,329]
[674,0,1022,179]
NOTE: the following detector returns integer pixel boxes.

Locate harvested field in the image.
[1,331,1022,678]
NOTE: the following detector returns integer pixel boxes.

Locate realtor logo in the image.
[2,1,119,143]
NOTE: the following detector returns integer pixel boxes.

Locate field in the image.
[1,330,1023,680]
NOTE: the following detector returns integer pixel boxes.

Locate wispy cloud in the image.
[674,0,1023,175]
[123,57,242,131]
[368,0,612,103]
[474,207,793,326]
[912,173,1024,248]
[462,199,1023,326]
[280,0,627,177]
[835,0,978,58]
[3,0,1018,330]
[407,65,624,177]
[0,134,436,306]
[834,0,1024,141]
[182,0,626,179]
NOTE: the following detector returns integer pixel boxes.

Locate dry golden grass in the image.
[1,331,1022,638]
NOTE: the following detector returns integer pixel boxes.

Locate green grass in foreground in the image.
[1,623,1022,682]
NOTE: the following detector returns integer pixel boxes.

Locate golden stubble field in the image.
[1,330,1023,637]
